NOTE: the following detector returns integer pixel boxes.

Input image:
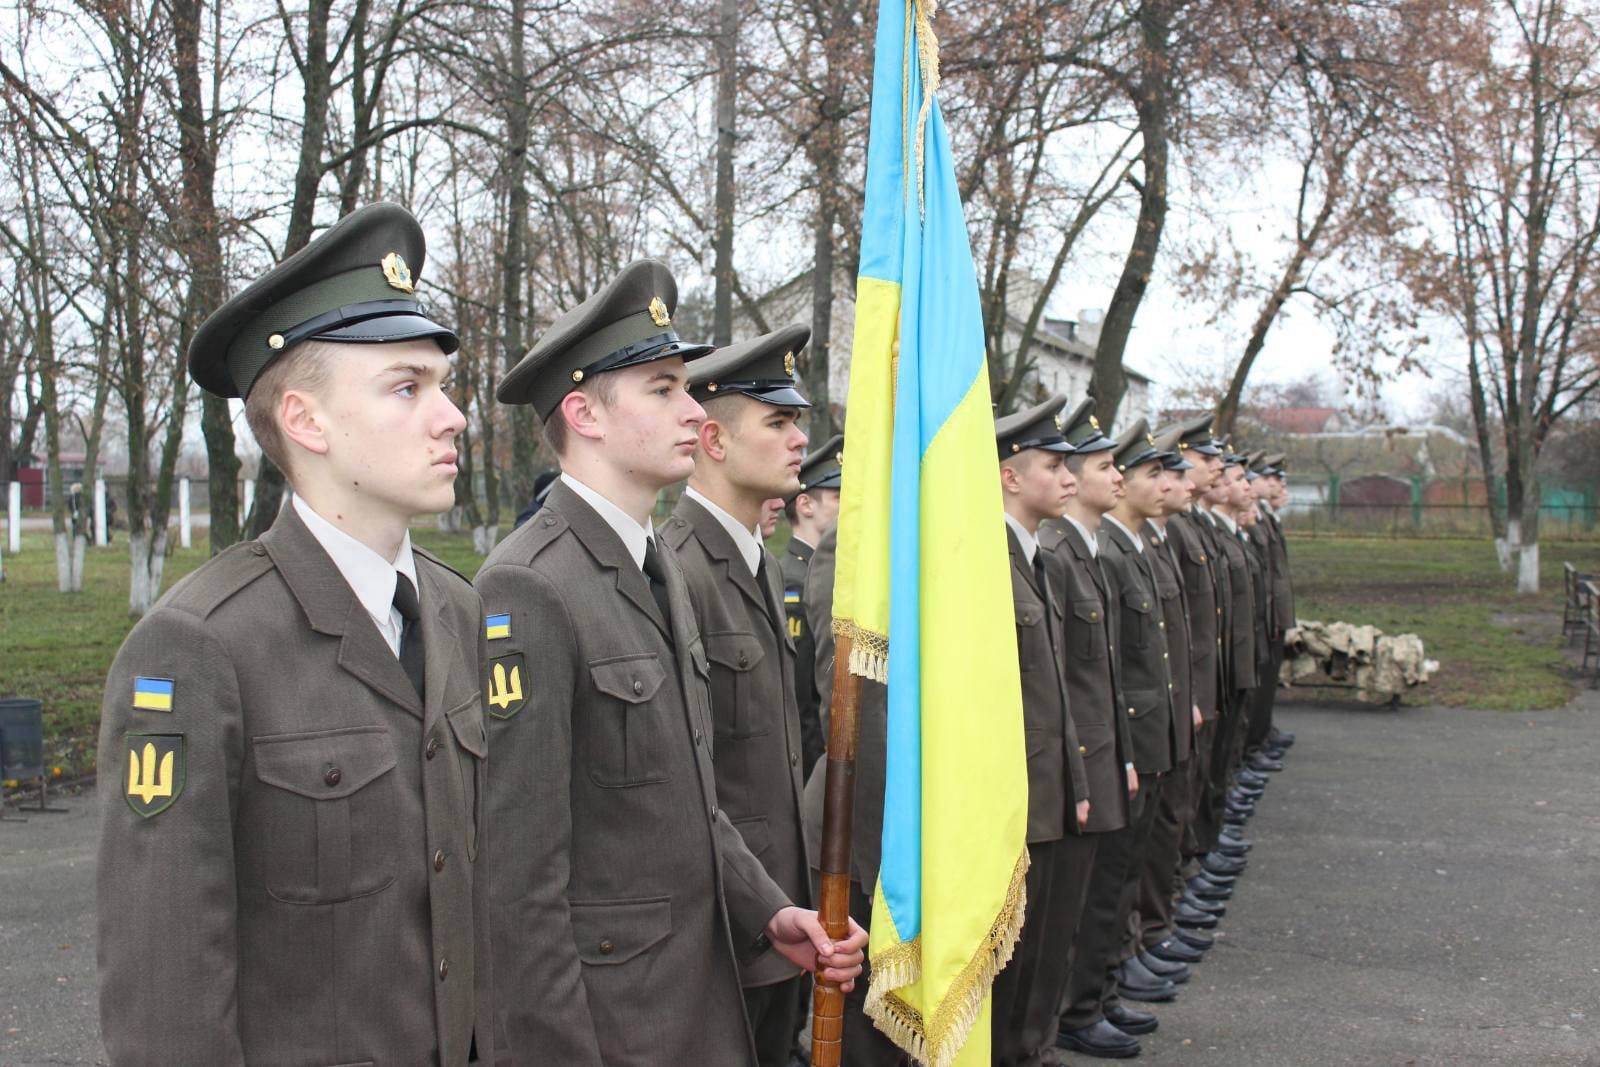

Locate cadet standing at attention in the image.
[1094,421,1184,1017]
[1039,401,1139,1061]
[660,325,816,1065]
[990,395,1092,1067]
[782,434,844,775]
[96,203,494,1065]
[477,260,865,1066]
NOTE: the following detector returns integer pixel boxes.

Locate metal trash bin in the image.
[0,697,44,781]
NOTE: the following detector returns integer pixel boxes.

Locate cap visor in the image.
[312,312,459,354]
[748,386,812,409]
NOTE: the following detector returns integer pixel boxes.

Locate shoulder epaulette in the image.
[160,540,276,619]
[658,513,693,551]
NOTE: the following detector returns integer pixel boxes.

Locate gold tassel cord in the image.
[833,617,889,683]
[863,847,1030,1067]
[911,0,941,222]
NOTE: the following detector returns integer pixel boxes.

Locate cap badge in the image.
[1089,414,1101,430]
[784,350,797,377]
[381,252,415,294]
[648,296,671,327]
[1146,432,1156,447]
[1054,414,1064,432]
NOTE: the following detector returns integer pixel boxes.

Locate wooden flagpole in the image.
[810,630,863,1067]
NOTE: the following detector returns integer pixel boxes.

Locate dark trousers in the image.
[1208,691,1248,809]
[1061,787,1153,1030]
[1246,644,1285,749]
[1137,761,1190,950]
[993,833,1096,1066]
[745,974,805,1067]
[1106,773,1165,1003]
[1185,719,1220,860]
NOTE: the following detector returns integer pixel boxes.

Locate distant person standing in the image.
[782,434,843,775]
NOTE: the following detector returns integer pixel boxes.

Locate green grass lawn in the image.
[1289,536,1600,711]
[1,529,1591,778]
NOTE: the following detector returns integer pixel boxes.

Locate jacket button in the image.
[738,652,749,667]
[632,679,644,695]
[1128,707,1136,716]
[710,805,719,820]
[599,939,615,956]
[1079,745,1087,755]
[438,958,450,980]
[543,515,556,527]
[790,754,799,767]
[323,765,342,787]
[434,849,447,872]
[1158,621,1166,629]
[425,736,440,760]
[694,730,704,745]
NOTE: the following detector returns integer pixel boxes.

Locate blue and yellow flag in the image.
[831,0,1029,1063]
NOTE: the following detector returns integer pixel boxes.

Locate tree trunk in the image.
[1090,0,1171,426]
[712,0,739,346]
[499,0,536,506]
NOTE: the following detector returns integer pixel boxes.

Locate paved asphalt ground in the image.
[3,698,1598,1066]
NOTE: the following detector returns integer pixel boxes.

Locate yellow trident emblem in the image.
[488,659,524,712]
[128,742,173,804]
[124,735,184,817]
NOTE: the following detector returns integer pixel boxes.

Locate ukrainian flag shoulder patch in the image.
[132,676,175,712]
[783,590,801,605]
[485,613,512,640]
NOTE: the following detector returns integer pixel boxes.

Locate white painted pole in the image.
[94,478,108,547]
[242,478,255,522]
[179,477,192,548]
[7,481,20,554]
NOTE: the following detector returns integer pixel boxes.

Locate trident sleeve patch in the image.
[486,653,527,719]
[124,734,185,818]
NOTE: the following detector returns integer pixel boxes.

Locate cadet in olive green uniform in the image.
[1245,451,1294,753]
[1095,421,1184,1015]
[782,435,843,775]
[661,326,816,1065]
[96,204,494,1065]
[1041,402,1142,1061]
[1205,446,1257,826]
[991,396,1092,1067]
[479,261,866,1067]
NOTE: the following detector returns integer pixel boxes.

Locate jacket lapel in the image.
[416,561,459,728]
[547,481,670,639]
[263,503,423,718]
[678,496,772,623]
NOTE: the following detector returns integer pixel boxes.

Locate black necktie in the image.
[392,574,425,702]
[1032,550,1049,597]
[642,537,673,625]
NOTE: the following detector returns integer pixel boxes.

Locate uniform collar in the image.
[1213,508,1239,534]
[1063,513,1099,558]
[561,472,654,570]
[1003,512,1038,565]
[1103,513,1144,552]
[291,494,416,634]
[684,485,762,577]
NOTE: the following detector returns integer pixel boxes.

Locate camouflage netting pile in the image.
[1279,620,1439,705]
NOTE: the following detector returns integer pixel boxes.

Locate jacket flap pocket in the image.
[572,896,672,966]
[254,726,396,799]
[1122,589,1153,614]
[1015,605,1042,628]
[1075,721,1114,758]
[705,632,765,672]
[589,654,666,703]
[733,814,773,859]
[1124,688,1160,718]
[446,697,488,758]
[1071,598,1104,625]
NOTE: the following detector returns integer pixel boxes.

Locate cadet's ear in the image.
[998,456,1022,495]
[698,414,730,463]
[560,388,605,444]
[279,386,330,459]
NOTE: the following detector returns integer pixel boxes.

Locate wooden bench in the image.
[1563,562,1594,644]
[1580,580,1600,687]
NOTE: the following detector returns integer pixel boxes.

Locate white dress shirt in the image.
[1062,513,1100,558]
[293,494,417,658]
[561,473,654,572]
[684,486,763,577]
[1213,509,1239,535]
[1103,513,1144,552]
[1003,512,1039,565]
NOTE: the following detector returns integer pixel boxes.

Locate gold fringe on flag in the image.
[832,618,889,683]
[862,848,1029,1067]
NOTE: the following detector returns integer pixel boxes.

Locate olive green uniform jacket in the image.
[96,504,493,1067]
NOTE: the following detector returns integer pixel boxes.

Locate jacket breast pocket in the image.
[705,632,769,739]
[1069,598,1107,661]
[587,653,669,788]
[446,697,488,860]
[1121,588,1154,650]
[1014,605,1042,672]
[252,726,399,904]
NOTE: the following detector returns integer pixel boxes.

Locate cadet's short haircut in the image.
[244,340,337,477]
[1065,452,1089,476]
[784,495,802,524]
[541,374,618,456]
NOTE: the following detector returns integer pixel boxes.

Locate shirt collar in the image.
[1104,513,1144,552]
[561,473,654,570]
[292,494,416,627]
[1003,512,1038,565]
[1143,517,1165,545]
[684,485,763,577]
[1213,509,1239,534]
[1063,513,1099,558]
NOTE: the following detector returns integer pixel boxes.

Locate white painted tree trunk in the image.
[179,478,192,549]
[54,531,73,592]
[1501,518,1521,573]
[7,481,20,554]
[472,524,499,555]
[1518,540,1540,594]
[1494,537,1510,571]
[71,534,87,591]
[94,479,108,546]
[128,528,170,616]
